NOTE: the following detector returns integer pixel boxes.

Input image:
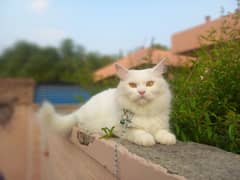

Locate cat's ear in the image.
[152,59,167,76]
[115,64,128,80]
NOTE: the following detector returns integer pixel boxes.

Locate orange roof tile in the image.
[172,13,240,54]
[94,48,192,81]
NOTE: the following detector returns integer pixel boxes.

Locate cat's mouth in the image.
[135,96,150,105]
[139,96,146,99]
[137,98,148,105]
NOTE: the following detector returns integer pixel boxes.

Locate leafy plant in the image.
[170,13,240,153]
[100,126,117,139]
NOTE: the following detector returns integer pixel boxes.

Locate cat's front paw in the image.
[128,130,155,146]
[155,130,176,145]
[135,133,155,146]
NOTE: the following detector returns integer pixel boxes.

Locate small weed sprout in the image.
[100,126,117,139]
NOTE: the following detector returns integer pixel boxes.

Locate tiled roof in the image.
[94,13,239,81]
[94,48,192,81]
[172,13,240,54]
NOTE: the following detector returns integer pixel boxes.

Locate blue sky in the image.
[0,0,237,55]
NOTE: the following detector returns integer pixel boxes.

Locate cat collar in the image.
[120,109,134,128]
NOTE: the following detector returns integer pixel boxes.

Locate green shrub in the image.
[170,13,240,153]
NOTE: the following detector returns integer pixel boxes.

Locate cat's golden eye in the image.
[146,81,154,87]
[129,82,137,88]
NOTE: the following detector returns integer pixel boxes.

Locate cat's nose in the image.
[138,90,145,96]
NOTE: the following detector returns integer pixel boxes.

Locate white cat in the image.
[38,60,176,146]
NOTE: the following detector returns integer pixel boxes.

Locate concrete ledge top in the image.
[71,127,240,180]
[115,139,240,180]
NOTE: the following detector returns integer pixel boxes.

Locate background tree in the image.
[0,38,117,91]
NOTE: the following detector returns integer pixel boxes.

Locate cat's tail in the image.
[37,101,78,136]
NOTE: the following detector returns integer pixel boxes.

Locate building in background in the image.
[94,12,240,82]
[94,48,191,81]
[171,13,240,55]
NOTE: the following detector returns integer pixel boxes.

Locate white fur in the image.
[38,62,176,146]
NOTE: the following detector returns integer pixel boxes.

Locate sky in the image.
[0,0,237,55]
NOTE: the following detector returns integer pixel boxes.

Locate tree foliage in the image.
[0,39,116,90]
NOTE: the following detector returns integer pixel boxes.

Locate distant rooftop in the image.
[94,48,191,81]
[94,12,240,81]
[172,13,240,54]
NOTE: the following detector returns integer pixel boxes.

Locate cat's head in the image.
[116,60,168,105]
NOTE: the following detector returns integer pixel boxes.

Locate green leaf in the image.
[100,126,117,139]
[228,124,235,141]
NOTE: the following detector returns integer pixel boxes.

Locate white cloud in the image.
[31,0,49,13]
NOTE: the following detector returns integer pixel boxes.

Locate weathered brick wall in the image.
[41,127,240,180]
[0,78,35,104]
[0,78,41,180]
